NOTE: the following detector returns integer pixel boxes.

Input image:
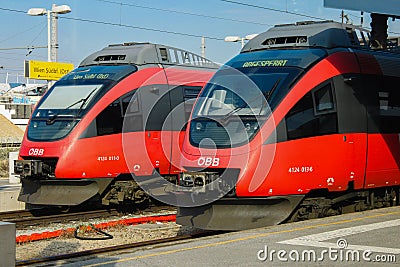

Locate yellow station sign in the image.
[24,60,74,81]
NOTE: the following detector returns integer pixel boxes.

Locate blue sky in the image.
[1,0,400,83]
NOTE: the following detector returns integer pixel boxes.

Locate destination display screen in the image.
[228,48,327,70]
[60,65,137,82]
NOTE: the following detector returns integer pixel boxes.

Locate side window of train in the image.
[183,86,202,129]
[286,82,338,140]
[121,91,143,133]
[380,76,400,132]
[96,90,141,136]
[168,85,202,131]
[145,85,171,131]
[122,91,139,114]
[96,97,122,136]
[368,75,400,133]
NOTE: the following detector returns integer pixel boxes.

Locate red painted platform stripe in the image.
[16,214,177,243]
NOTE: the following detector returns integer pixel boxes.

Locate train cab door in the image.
[363,75,400,189]
[140,80,172,176]
[168,86,203,175]
[333,75,368,191]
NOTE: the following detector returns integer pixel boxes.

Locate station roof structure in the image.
[324,0,400,17]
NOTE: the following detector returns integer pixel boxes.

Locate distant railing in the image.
[0,141,21,148]
[4,104,34,120]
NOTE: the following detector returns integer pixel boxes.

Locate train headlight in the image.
[23,163,31,175]
[181,173,194,186]
[194,176,205,187]
[14,161,24,175]
[180,172,218,187]
[195,122,203,131]
[14,160,44,177]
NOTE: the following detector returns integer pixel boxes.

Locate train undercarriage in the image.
[177,184,400,231]
[14,157,178,209]
[287,186,399,222]
[16,162,177,211]
[15,159,400,229]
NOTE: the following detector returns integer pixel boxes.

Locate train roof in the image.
[242,21,374,52]
[79,42,218,69]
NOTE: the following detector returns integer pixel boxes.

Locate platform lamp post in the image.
[224,34,258,48]
[27,4,71,87]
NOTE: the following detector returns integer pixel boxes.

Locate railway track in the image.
[0,205,176,229]
[0,208,118,229]
[16,229,221,266]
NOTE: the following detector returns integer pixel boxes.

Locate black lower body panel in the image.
[177,195,304,231]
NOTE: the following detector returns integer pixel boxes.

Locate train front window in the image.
[190,67,301,148]
[35,84,102,118]
[27,65,137,141]
[194,72,288,117]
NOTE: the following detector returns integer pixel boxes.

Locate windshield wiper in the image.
[46,87,99,125]
[259,78,281,115]
[65,98,85,110]
[64,87,99,116]
[220,78,281,124]
[46,114,74,125]
[220,100,253,124]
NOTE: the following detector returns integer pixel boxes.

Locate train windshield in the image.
[28,65,137,141]
[36,84,102,117]
[193,69,290,117]
[190,49,325,148]
[190,67,301,148]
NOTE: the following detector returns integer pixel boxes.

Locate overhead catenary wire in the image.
[28,24,47,47]
[0,6,225,42]
[0,7,26,14]
[2,4,399,46]
[218,0,400,35]
[60,16,225,41]
[0,7,224,41]
[1,3,400,69]
[95,0,274,26]
[2,4,400,41]
[219,0,328,21]
[0,46,47,51]
[0,21,47,45]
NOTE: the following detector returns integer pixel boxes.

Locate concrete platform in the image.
[0,222,15,267]
[58,206,400,266]
[0,178,25,211]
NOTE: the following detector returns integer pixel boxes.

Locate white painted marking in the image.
[279,218,400,254]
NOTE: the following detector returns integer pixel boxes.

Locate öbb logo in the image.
[28,148,44,156]
[197,157,220,167]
